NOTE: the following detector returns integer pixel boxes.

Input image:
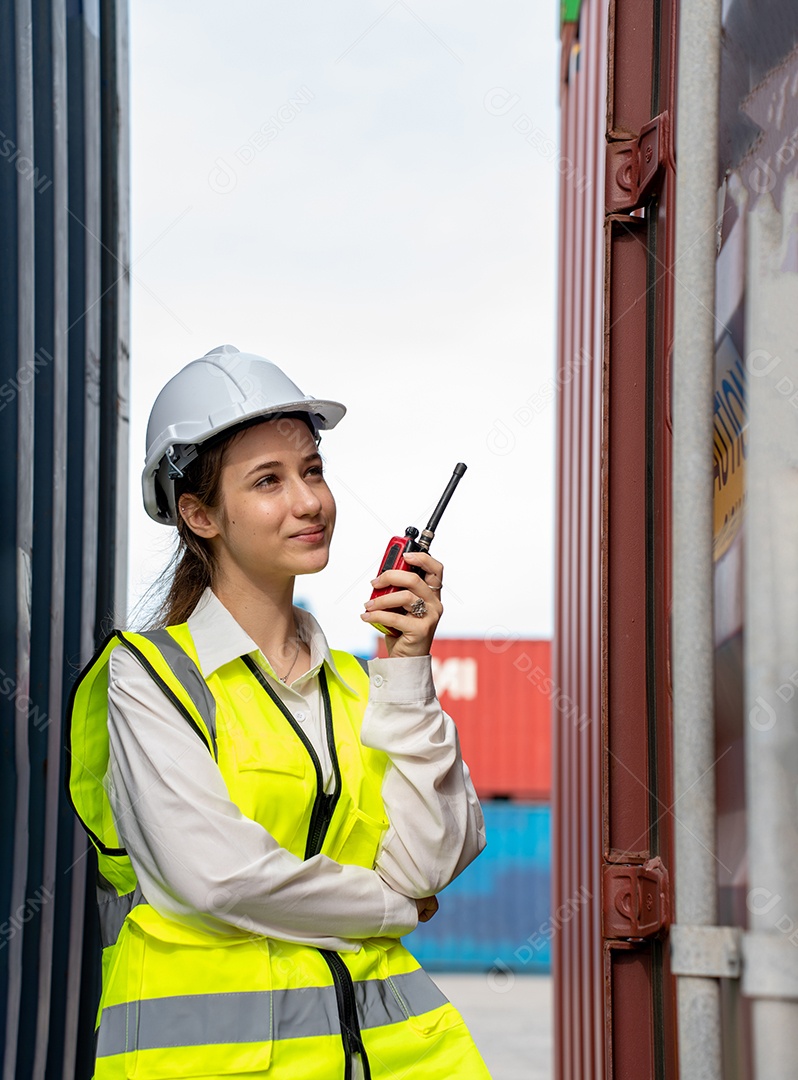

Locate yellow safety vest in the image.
[67,624,490,1079]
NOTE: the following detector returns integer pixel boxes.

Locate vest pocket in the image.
[234,734,306,776]
[326,806,389,867]
[98,911,274,1078]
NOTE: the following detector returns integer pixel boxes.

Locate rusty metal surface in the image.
[604,215,650,861]
[606,0,655,139]
[555,0,679,1076]
[605,942,655,1076]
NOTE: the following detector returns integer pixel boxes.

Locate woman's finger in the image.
[402,550,444,586]
[361,605,441,659]
[415,896,439,922]
[370,568,443,599]
[363,557,446,656]
[364,588,441,614]
[360,608,422,633]
[360,603,438,632]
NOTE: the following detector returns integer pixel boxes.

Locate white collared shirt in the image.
[104,589,486,952]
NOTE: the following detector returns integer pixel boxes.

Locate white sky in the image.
[128,1,560,654]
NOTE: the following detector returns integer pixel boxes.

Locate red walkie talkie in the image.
[369,463,467,637]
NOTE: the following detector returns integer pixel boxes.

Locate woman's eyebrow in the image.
[244,459,280,477]
[243,452,321,479]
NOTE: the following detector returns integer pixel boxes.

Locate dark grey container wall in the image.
[0,2,129,1078]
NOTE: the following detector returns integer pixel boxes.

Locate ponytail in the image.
[155,523,214,627]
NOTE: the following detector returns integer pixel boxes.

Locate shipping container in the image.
[0,2,129,1077]
[378,637,552,800]
[554,0,798,1076]
[407,803,552,972]
[554,0,679,1078]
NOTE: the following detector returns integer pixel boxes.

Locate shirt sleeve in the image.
[105,647,418,951]
[360,654,487,898]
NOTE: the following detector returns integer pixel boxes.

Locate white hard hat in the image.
[142,344,346,525]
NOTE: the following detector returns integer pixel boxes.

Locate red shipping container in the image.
[378,637,552,800]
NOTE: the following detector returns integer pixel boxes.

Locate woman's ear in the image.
[178,494,220,539]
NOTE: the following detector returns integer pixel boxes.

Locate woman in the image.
[67,344,490,1079]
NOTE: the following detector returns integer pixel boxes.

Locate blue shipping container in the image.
[406,803,552,972]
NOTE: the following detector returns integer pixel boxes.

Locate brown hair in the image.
[152,438,230,627]
[150,412,319,628]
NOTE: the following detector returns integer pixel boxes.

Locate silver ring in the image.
[410,598,427,618]
[428,585,442,591]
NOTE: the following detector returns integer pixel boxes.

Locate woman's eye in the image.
[307,466,324,478]
[255,474,279,487]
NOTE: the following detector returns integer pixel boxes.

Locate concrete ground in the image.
[432,973,553,1080]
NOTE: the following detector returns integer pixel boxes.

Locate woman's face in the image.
[189,416,336,588]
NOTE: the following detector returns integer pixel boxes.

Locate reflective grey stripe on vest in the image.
[96,883,147,949]
[137,629,217,751]
[96,968,448,1057]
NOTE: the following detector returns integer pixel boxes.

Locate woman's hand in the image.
[360,551,444,658]
[415,895,439,923]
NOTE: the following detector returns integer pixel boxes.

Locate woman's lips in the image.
[290,526,326,543]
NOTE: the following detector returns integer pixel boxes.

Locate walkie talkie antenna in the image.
[417,463,467,552]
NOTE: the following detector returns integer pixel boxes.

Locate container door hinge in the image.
[603,857,670,940]
[606,112,670,214]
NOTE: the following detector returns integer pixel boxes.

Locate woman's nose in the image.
[292,477,323,515]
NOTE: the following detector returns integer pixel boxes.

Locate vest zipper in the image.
[310,674,372,1078]
[320,949,373,1080]
[243,657,372,1078]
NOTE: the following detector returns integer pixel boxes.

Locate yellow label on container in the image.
[713,335,747,561]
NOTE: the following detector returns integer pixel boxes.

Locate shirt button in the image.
[295,711,306,723]
[373,675,384,688]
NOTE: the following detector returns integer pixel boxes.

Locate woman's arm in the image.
[360,653,486,898]
[359,549,487,897]
[106,648,418,950]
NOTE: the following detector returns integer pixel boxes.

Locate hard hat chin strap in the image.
[165,443,199,480]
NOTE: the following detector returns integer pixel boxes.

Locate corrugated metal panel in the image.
[97,0,129,633]
[0,0,17,1057]
[377,638,552,800]
[61,7,105,1072]
[0,2,129,1076]
[4,3,36,1073]
[23,3,69,1075]
[554,2,607,1077]
[406,803,552,972]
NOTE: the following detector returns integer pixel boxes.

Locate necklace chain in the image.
[273,624,301,684]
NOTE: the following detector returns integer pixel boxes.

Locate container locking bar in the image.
[670,925,742,979]
[742,933,798,1001]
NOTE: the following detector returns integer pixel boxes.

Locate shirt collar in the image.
[186,587,356,693]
